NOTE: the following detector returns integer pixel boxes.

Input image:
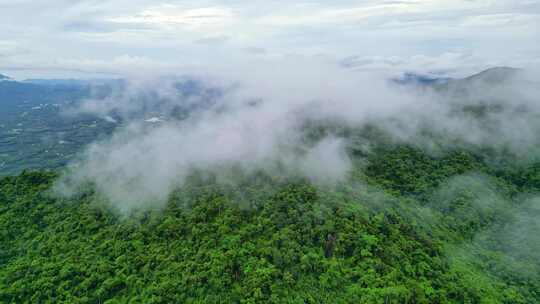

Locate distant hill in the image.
[393,66,522,89]
[392,72,451,86]
[424,66,530,101]
[446,66,522,86]
[0,67,530,176]
[463,67,521,83]
[23,78,121,88]
[0,74,12,81]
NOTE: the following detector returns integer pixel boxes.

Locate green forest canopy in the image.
[1,141,539,303]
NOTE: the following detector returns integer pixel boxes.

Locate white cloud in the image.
[54,56,540,211]
[0,0,538,77]
[107,5,236,29]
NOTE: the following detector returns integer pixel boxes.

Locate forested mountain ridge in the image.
[1,67,539,303]
[1,142,539,303]
[2,0,538,300]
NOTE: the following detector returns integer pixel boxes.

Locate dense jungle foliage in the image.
[1,141,539,303]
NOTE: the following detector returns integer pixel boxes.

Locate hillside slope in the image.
[1,143,539,303]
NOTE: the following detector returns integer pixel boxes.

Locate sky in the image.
[0,0,539,78]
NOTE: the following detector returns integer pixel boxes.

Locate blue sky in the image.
[0,0,539,78]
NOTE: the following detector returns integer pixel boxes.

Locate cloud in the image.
[54,56,540,212]
[194,35,230,45]
[55,58,416,210]
[0,0,538,78]
[107,5,236,30]
[0,41,26,58]
[243,47,267,54]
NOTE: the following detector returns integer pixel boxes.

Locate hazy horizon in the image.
[1,0,539,79]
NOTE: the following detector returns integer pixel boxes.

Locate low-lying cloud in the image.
[55,58,540,211]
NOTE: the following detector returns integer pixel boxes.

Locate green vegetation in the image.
[1,143,538,303]
[0,81,116,176]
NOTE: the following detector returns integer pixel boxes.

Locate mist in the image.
[54,58,540,211]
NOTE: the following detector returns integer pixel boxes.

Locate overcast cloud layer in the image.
[1,0,539,78]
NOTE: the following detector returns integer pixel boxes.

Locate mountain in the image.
[439,66,523,87]
[0,67,529,176]
[1,143,539,303]
[392,72,451,86]
[0,67,538,303]
[23,78,121,88]
[0,73,12,81]
[421,66,533,103]
[393,66,522,89]
[463,66,521,83]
